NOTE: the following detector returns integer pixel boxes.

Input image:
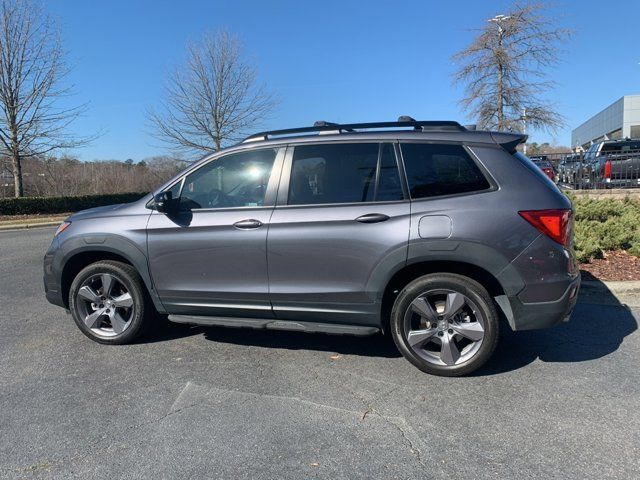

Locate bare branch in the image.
[0,0,95,197]
[452,1,570,134]
[147,29,278,156]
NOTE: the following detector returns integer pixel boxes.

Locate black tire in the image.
[390,273,499,377]
[69,260,151,345]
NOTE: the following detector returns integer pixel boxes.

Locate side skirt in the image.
[168,315,380,336]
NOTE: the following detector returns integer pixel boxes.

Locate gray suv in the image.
[44,119,580,376]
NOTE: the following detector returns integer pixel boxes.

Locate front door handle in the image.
[355,213,390,224]
[233,219,263,229]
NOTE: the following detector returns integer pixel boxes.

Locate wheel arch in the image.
[57,235,164,313]
[380,260,506,333]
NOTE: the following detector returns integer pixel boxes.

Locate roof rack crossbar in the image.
[242,120,465,143]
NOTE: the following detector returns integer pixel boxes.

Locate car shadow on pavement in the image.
[140,316,400,357]
[201,326,402,358]
[142,278,637,371]
[476,280,638,376]
[140,318,205,344]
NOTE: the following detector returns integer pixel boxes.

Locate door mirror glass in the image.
[154,190,178,214]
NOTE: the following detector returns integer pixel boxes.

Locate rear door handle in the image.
[233,219,263,229]
[355,213,390,224]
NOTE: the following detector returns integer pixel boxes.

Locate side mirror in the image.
[153,191,177,214]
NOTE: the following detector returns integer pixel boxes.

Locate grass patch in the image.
[569,194,640,263]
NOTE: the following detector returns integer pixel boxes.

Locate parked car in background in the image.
[557,154,582,185]
[44,118,579,377]
[582,139,640,188]
[531,158,556,182]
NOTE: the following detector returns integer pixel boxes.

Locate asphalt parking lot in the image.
[1,228,639,479]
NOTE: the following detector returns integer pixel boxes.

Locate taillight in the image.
[518,209,572,246]
[604,160,611,179]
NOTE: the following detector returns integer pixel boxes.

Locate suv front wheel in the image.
[390,273,499,376]
[69,260,150,344]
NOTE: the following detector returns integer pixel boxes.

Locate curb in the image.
[579,280,640,308]
[0,221,61,231]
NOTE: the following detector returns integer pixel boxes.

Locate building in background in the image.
[571,95,640,151]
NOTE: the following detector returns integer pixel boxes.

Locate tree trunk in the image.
[11,152,23,197]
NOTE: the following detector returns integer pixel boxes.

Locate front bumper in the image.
[43,236,66,309]
[497,274,580,331]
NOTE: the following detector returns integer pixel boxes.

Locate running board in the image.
[168,315,379,336]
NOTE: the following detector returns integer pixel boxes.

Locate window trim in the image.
[158,146,286,212]
[398,141,497,201]
[276,141,408,208]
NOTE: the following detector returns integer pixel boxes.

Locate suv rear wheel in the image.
[390,273,499,376]
[69,260,150,344]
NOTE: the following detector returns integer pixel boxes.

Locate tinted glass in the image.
[375,143,404,201]
[601,144,621,153]
[289,143,380,205]
[612,141,640,152]
[401,143,490,198]
[179,148,278,209]
[584,143,600,161]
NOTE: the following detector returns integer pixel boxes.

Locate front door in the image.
[147,147,284,317]
[267,142,411,326]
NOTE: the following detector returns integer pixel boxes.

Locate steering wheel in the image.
[207,188,230,208]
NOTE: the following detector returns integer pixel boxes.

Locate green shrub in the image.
[571,195,640,263]
[0,192,148,216]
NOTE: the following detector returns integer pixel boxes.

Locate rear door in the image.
[266,142,410,326]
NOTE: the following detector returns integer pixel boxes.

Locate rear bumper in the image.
[497,274,580,331]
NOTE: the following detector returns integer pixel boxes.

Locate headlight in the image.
[54,221,71,237]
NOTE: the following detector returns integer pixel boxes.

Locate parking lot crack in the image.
[334,379,428,469]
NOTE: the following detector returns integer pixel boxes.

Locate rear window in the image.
[534,160,553,168]
[400,143,490,199]
[602,141,640,153]
[513,152,558,190]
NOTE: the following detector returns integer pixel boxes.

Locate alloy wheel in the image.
[403,289,485,366]
[75,273,135,337]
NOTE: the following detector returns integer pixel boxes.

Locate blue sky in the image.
[47,0,640,161]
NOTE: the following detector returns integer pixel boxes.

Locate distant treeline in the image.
[0,156,189,198]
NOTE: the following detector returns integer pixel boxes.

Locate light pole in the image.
[488,14,511,33]
[488,15,511,131]
[522,107,527,155]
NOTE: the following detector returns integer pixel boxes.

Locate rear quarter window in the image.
[513,152,559,190]
[400,143,490,198]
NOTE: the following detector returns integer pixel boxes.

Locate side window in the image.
[179,148,278,209]
[376,143,404,201]
[166,179,182,201]
[601,143,621,154]
[401,143,490,199]
[619,141,640,152]
[288,143,378,205]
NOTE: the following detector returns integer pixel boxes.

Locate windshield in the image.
[583,143,600,161]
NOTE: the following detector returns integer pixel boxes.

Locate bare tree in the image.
[148,30,277,155]
[452,2,569,134]
[0,0,92,197]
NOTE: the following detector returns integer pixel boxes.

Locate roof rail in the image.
[242,119,466,143]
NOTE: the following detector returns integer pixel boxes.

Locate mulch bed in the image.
[580,250,640,282]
